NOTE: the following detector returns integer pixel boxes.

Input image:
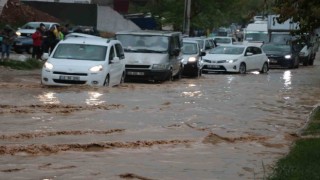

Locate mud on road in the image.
[0,58,320,179]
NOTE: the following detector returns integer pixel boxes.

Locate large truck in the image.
[267,15,299,44]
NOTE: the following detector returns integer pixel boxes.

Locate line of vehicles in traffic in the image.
[4,20,318,87]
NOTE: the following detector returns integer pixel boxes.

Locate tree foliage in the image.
[129,0,266,31]
[272,0,320,35]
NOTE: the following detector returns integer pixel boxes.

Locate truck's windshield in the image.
[116,34,169,53]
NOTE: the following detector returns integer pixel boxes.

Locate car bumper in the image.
[125,69,171,81]
[41,69,106,86]
[268,58,294,68]
[202,63,239,72]
[183,62,199,75]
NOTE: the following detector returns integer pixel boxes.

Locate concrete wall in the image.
[96,5,140,33]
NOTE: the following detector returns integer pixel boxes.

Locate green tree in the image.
[273,0,320,35]
[129,0,268,32]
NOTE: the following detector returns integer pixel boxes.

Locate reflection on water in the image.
[38,92,60,104]
[37,91,105,105]
[282,70,292,90]
[86,91,105,105]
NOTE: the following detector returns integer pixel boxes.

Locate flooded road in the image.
[0,55,320,180]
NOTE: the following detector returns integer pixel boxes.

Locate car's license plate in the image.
[15,43,22,46]
[269,59,277,63]
[207,65,220,68]
[127,71,144,76]
[59,75,80,81]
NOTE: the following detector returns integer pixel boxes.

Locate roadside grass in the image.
[0,58,43,70]
[268,106,320,180]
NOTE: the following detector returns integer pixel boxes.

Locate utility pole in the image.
[183,0,191,36]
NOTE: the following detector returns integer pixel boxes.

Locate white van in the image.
[115,30,183,82]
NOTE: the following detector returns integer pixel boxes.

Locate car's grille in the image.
[53,79,86,84]
[21,33,32,37]
[203,65,226,71]
[53,71,88,76]
[125,65,150,69]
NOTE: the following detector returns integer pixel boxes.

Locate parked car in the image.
[262,43,299,69]
[295,41,316,66]
[184,37,216,53]
[41,37,126,87]
[181,39,206,77]
[69,25,100,36]
[13,36,33,54]
[202,45,269,74]
[115,30,183,82]
[211,36,237,46]
[16,22,60,37]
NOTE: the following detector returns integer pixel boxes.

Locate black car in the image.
[13,36,33,54]
[262,43,300,69]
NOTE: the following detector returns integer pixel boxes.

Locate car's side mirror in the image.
[246,52,253,56]
[42,53,49,60]
[170,48,180,56]
[111,57,120,63]
[200,51,206,56]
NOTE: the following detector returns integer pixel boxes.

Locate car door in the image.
[252,47,264,70]
[169,35,183,76]
[108,45,118,86]
[244,47,255,70]
[114,43,125,81]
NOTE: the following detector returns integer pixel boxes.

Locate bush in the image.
[0,58,43,70]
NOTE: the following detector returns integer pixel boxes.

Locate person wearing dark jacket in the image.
[42,26,56,54]
[1,24,16,61]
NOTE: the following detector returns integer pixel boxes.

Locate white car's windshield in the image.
[116,34,168,53]
[182,42,198,54]
[53,44,107,61]
[209,46,244,55]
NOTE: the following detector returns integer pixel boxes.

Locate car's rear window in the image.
[53,44,107,61]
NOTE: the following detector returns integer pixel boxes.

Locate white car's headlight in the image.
[188,57,197,62]
[152,64,167,70]
[285,55,292,59]
[90,65,103,72]
[227,59,238,63]
[16,32,21,36]
[43,62,53,70]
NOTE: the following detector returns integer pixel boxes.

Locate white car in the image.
[41,37,126,87]
[202,45,269,74]
[16,22,59,37]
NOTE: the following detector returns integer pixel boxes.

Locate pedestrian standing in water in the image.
[1,24,16,61]
[31,27,43,60]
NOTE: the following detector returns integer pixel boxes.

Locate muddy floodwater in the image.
[0,56,320,180]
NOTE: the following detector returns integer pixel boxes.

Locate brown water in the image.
[0,56,320,180]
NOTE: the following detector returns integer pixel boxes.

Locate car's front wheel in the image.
[260,62,268,73]
[119,72,125,85]
[103,75,110,87]
[239,63,246,74]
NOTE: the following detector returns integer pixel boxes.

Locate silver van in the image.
[115,30,183,82]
